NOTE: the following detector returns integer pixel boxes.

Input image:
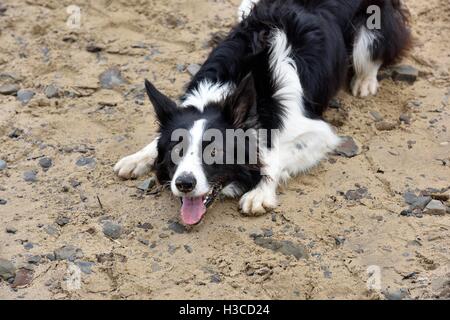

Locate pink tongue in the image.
[181,197,206,225]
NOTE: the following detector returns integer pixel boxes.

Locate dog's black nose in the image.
[175,173,197,193]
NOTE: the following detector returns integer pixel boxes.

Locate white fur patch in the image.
[182,80,233,112]
[352,27,382,97]
[114,137,159,179]
[237,0,260,22]
[240,29,340,214]
[171,119,210,197]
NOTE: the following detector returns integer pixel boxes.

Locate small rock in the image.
[168,244,178,254]
[254,238,308,260]
[383,288,409,300]
[17,89,35,105]
[159,233,169,239]
[176,64,186,72]
[0,83,20,95]
[23,242,33,250]
[399,113,411,125]
[0,258,16,280]
[11,268,33,288]
[344,187,368,201]
[392,65,418,84]
[137,222,153,231]
[0,160,6,170]
[99,67,127,89]
[187,64,201,77]
[138,238,149,246]
[86,43,104,53]
[44,225,59,236]
[102,220,122,240]
[6,227,17,234]
[75,157,96,167]
[38,157,53,170]
[424,200,447,216]
[27,255,41,264]
[44,84,59,98]
[184,245,193,253]
[375,121,397,131]
[54,245,83,261]
[75,261,94,274]
[210,274,221,283]
[8,128,23,138]
[137,177,156,192]
[369,111,383,122]
[0,199,7,205]
[335,136,360,158]
[334,237,346,246]
[168,221,186,234]
[55,216,70,227]
[249,229,265,239]
[69,179,81,188]
[23,170,37,182]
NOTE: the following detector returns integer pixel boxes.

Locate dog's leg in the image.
[351,27,382,97]
[239,177,278,216]
[114,137,159,179]
[237,0,259,22]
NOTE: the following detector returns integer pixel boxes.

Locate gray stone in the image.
[399,113,411,125]
[17,89,35,104]
[27,255,41,264]
[99,67,126,89]
[75,261,94,274]
[424,200,447,216]
[249,229,265,239]
[137,177,156,192]
[54,245,83,261]
[44,225,59,236]
[184,245,193,253]
[38,157,53,170]
[55,216,70,227]
[168,221,186,234]
[0,83,19,95]
[176,64,186,72]
[0,160,6,170]
[254,238,308,260]
[187,64,201,77]
[335,136,359,158]
[23,170,37,182]
[0,199,7,205]
[0,258,16,280]
[375,121,397,131]
[369,111,383,122]
[383,288,409,300]
[86,43,104,53]
[75,157,96,167]
[345,187,368,201]
[44,84,59,98]
[392,65,418,84]
[168,244,178,255]
[102,220,122,240]
[23,242,34,250]
[210,274,221,283]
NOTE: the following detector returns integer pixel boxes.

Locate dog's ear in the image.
[224,73,257,129]
[145,79,177,124]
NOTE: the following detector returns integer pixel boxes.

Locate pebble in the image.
[168,221,186,234]
[0,83,20,95]
[383,288,409,300]
[335,136,360,158]
[404,192,432,210]
[249,229,265,239]
[99,67,127,89]
[334,237,346,246]
[138,238,149,246]
[44,84,59,98]
[75,157,96,167]
[86,43,104,53]
[11,268,33,288]
[0,258,16,280]
[210,274,221,283]
[16,89,35,105]
[6,227,17,234]
[38,157,53,170]
[137,222,153,231]
[399,113,411,125]
[344,187,368,201]
[168,244,178,255]
[27,255,41,264]
[55,216,70,227]
[137,177,156,192]
[184,245,193,253]
[23,170,37,182]
[375,121,397,131]
[0,159,6,170]
[44,225,59,236]
[54,245,83,261]
[102,220,122,240]
[9,128,23,138]
[254,238,308,260]
[424,200,447,216]
[23,242,33,250]
[391,65,418,84]
[0,199,6,205]
[187,64,201,77]
[369,111,383,122]
[75,261,94,274]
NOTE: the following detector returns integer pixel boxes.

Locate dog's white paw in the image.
[352,75,379,97]
[114,153,153,179]
[239,186,278,216]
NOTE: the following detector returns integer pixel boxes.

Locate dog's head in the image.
[145,74,262,225]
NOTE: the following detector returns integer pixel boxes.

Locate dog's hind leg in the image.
[237,0,259,22]
[351,0,411,97]
[114,137,159,179]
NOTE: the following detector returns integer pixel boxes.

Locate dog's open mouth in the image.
[180,183,222,225]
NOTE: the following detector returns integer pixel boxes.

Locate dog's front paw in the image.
[239,187,278,216]
[114,153,152,179]
[351,75,379,97]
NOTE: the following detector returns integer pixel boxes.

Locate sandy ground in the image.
[0,0,449,300]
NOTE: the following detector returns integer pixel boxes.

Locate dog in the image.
[114,0,411,225]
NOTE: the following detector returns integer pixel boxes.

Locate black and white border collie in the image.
[114,0,411,225]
